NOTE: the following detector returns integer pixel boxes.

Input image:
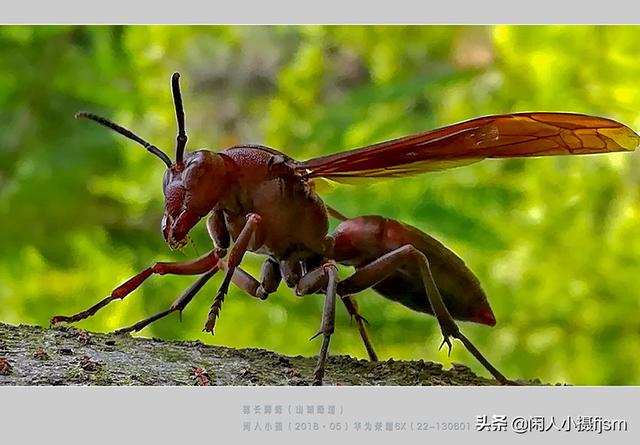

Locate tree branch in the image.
[0,322,540,386]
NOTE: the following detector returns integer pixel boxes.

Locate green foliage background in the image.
[1,25,639,385]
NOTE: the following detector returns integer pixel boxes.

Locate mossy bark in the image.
[0,322,541,386]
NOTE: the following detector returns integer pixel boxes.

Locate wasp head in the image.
[76,73,231,250]
[161,150,229,249]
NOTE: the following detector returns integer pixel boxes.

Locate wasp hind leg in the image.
[338,244,514,385]
[341,295,378,362]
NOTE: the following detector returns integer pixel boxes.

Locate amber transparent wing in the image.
[296,113,640,181]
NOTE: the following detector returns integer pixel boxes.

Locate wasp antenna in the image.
[171,72,188,165]
[76,111,172,168]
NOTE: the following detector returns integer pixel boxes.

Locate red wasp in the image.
[51,73,639,385]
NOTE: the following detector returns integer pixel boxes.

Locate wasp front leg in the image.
[204,213,262,334]
[51,210,232,331]
[100,253,280,336]
[207,209,230,250]
[113,268,219,335]
[93,211,234,334]
[50,248,225,326]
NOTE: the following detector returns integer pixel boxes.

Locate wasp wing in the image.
[296,113,639,181]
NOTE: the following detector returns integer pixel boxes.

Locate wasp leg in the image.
[258,257,281,295]
[295,265,378,364]
[341,295,378,362]
[207,209,230,249]
[50,248,226,326]
[296,263,338,386]
[232,258,281,301]
[231,268,269,300]
[338,245,512,385]
[204,213,261,334]
[104,261,275,335]
[113,267,219,335]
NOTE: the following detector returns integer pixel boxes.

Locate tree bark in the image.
[0,322,540,386]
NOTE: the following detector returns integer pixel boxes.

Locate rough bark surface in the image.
[0,322,541,386]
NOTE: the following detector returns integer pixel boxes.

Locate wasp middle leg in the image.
[295,262,339,385]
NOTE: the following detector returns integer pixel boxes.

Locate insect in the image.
[51,73,640,385]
